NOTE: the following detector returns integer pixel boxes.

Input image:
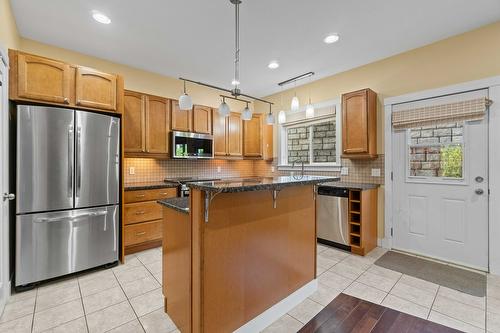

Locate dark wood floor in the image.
[298,293,462,333]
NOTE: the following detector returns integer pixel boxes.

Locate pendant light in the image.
[291,81,299,111]
[241,102,252,120]
[305,98,315,118]
[278,88,286,124]
[218,96,230,117]
[266,104,274,125]
[179,80,193,110]
[305,80,314,118]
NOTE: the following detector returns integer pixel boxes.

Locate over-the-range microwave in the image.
[171,131,214,159]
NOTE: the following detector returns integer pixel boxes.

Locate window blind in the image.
[392,97,492,129]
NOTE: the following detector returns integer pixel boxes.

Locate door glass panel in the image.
[407,122,464,181]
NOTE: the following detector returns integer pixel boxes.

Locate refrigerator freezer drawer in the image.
[16,205,119,286]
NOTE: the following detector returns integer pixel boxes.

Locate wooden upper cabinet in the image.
[146,96,170,154]
[263,122,273,161]
[243,114,263,158]
[16,52,71,104]
[227,113,243,157]
[9,50,124,113]
[341,88,377,159]
[171,100,192,132]
[75,67,117,111]
[124,91,146,153]
[193,105,212,134]
[124,90,170,157]
[213,110,227,156]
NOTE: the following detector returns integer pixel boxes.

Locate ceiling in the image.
[11,0,500,97]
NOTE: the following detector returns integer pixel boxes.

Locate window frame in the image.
[405,122,469,186]
[278,103,341,171]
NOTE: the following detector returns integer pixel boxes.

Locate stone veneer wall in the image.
[287,121,336,164]
[409,123,463,177]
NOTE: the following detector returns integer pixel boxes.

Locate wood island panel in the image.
[185,185,316,333]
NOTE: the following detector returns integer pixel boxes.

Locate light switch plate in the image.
[341,167,349,175]
[217,166,222,173]
[371,168,381,177]
[129,167,135,175]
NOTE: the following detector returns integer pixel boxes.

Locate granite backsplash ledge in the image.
[124,155,384,185]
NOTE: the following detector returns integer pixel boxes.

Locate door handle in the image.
[475,189,484,195]
[68,125,74,198]
[76,127,82,197]
[35,210,107,223]
[3,193,15,201]
[475,176,484,183]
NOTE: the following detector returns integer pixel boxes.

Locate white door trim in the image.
[384,75,500,274]
[0,45,10,314]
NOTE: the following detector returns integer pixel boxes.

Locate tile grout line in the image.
[380,273,403,305]
[111,261,147,333]
[76,276,90,333]
[30,288,38,333]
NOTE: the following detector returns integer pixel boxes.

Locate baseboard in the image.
[234,279,318,333]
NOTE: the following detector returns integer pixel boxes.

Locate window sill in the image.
[277,165,341,172]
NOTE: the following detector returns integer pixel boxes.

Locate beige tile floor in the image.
[263,244,500,333]
[1,244,499,333]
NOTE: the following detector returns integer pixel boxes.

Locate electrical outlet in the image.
[129,167,135,175]
[341,167,349,175]
[371,168,381,177]
[271,166,275,173]
[217,166,221,173]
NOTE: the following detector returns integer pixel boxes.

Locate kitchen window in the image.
[278,110,341,170]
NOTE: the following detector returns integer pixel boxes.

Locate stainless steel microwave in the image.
[171,131,214,159]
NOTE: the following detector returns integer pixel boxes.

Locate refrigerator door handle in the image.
[68,125,74,198]
[76,126,82,198]
[35,210,108,223]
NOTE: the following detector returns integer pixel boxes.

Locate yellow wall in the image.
[0,0,20,50]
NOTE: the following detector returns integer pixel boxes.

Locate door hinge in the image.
[488,189,491,196]
[391,172,393,181]
[390,227,393,237]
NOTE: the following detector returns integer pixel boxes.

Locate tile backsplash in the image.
[124,155,384,185]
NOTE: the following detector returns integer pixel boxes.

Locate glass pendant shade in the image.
[241,105,252,120]
[218,101,230,117]
[179,93,193,110]
[305,103,315,118]
[278,110,286,124]
[266,112,274,125]
[291,96,300,112]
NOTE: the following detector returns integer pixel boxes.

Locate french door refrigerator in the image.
[15,105,120,287]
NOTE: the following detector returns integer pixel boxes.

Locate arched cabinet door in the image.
[75,66,117,111]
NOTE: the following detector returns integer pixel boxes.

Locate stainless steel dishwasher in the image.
[316,186,350,251]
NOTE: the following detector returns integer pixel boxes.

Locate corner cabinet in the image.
[124,90,170,157]
[9,49,124,114]
[341,88,377,159]
[214,111,243,157]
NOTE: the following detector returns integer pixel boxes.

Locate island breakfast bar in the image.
[159,176,339,333]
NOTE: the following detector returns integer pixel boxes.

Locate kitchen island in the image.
[159,176,338,333]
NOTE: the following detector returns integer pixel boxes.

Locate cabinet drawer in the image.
[124,188,177,203]
[124,201,162,225]
[124,220,162,246]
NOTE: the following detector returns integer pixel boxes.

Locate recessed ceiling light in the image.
[323,34,339,44]
[268,61,279,69]
[92,10,111,24]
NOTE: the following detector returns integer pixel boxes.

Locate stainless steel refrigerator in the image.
[15,105,120,287]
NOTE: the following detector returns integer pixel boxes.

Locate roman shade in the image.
[392,97,492,129]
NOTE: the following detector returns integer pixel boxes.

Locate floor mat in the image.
[374,251,486,297]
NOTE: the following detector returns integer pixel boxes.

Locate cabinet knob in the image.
[76,99,81,105]
[63,98,69,104]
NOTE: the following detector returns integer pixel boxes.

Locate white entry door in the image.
[0,51,10,311]
[392,90,489,271]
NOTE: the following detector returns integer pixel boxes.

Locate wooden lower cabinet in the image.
[348,188,378,256]
[124,187,177,254]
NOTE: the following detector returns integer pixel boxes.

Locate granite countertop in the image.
[158,197,189,214]
[318,181,379,190]
[124,181,178,191]
[187,176,340,193]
